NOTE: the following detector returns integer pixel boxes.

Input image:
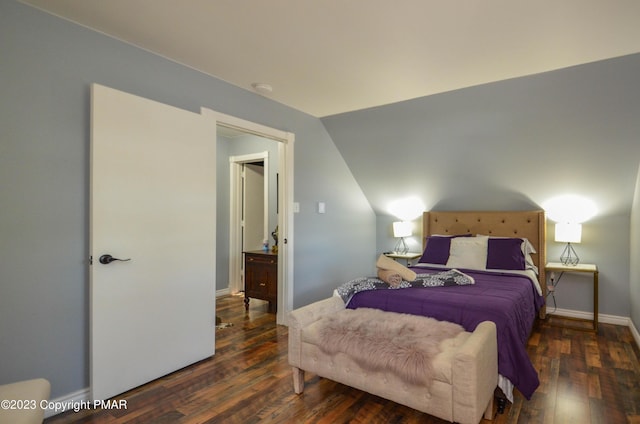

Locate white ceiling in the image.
[20,0,640,117]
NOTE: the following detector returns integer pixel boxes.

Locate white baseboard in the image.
[216,288,230,297]
[44,387,90,418]
[548,307,630,326]
[216,288,246,298]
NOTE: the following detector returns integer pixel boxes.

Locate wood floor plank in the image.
[585,338,602,368]
[45,296,640,424]
[542,357,560,424]
[596,367,629,424]
[587,369,601,399]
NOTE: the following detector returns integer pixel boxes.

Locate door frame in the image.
[229,152,269,296]
[203,109,294,325]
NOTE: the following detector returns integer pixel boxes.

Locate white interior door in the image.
[90,84,216,401]
[243,163,265,251]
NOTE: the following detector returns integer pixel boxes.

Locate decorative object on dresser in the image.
[244,250,277,313]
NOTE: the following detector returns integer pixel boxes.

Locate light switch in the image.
[318,202,326,214]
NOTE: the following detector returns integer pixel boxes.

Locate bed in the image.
[345,210,547,402]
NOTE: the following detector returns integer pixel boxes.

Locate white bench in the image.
[288,297,498,424]
[0,378,50,424]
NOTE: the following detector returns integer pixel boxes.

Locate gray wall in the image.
[323,54,640,317]
[631,163,640,330]
[0,0,375,398]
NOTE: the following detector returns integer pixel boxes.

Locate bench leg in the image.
[292,367,305,394]
[484,395,494,420]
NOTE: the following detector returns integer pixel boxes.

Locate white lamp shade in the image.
[392,221,412,238]
[555,222,582,243]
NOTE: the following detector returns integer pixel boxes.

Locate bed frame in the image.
[422,210,547,318]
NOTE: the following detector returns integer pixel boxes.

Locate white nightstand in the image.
[545,262,599,332]
[384,252,421,266]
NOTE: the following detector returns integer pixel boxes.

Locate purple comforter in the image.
[346,266,544,399]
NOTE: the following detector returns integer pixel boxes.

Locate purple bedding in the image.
[346,266,544,400]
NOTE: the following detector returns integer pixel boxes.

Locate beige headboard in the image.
[422,210,547,316]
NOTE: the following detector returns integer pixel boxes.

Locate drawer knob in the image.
[259,282,266,287]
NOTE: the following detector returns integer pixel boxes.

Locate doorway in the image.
[243,161,266,253]
[210,110,294,326]
[226,150,271,299]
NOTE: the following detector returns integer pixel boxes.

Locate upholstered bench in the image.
[0,378,50,424]
[288,296,498,424]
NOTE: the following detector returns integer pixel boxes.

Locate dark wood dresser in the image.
[243,250,277,313]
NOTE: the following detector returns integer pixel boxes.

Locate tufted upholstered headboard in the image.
[422,210,547,317]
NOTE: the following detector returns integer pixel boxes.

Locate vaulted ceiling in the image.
[20,0,640,117]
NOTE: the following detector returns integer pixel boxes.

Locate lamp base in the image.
[394,238,408,254]
[560,242,580,266]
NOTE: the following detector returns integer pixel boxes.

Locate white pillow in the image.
[446,236,488,270]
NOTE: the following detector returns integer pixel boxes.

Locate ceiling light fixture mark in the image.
[251,83,273,95]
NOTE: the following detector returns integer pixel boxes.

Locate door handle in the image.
[99,254,131,265]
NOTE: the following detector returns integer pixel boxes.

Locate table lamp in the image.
[555,222,581,265]
[393,221,412,254]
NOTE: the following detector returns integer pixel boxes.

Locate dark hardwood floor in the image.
[46,295,640,424]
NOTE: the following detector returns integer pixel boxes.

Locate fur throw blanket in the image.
[317,308,464,387]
